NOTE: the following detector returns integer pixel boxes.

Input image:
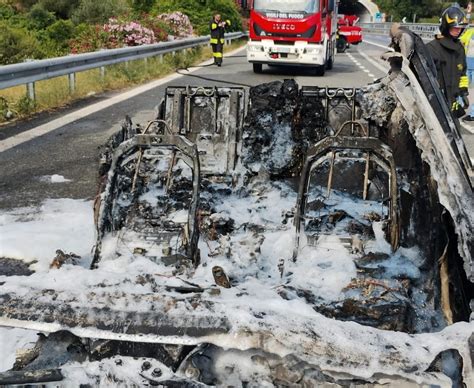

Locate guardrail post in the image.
[159,54,164,64]
[26,82,35,101]
[68,73,76,94]
[100,66,105,79]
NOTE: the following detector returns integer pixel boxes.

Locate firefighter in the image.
[210,14,231,66]
[426,5,469,118]
[459,19,474,129]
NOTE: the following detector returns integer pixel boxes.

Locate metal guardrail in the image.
[359,23,474,84]
[359,22,439,39]
[0,32,246,96]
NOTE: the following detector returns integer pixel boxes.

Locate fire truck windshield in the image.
[254,0,319,15]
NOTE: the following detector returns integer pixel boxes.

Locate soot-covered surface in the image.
[0,79,472,387]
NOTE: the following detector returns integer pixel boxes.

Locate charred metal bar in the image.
[335,121,368,137]
[363,153,370,201]
[130,150,143,193]
[0,369,63,385]
[326,151,335,198]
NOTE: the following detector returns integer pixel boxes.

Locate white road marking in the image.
[345,52,378,82]
[356,48,390,74]
[362,38,394,51]
[0,46,245,153]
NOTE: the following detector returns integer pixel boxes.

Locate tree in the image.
[71,0,130,25]
[375,0,443,22]
[38,0,81,19]
[128,0,156,13]
[27,3,56,30]
[8,0,40,11]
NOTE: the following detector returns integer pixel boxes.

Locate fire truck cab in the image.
[246,0,338,76]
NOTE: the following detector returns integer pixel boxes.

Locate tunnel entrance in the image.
[339,0,380,22]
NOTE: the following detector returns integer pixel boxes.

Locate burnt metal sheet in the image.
[0,292,230,340]
[162,86,246,175]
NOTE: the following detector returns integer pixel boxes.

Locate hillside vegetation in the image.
[0,0,242,64]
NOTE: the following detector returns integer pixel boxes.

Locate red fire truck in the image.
[336,14,363,53]
[246,0,338,76]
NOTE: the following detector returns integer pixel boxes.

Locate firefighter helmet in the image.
[440,6,468,36]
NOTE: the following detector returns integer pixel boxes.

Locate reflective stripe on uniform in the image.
[210,38,218,44]
[460,75,469,88]
[211,23,218,29]
[213,52,223,58]
[226,19,231,26]
[452,100,460,111]
[460,28,474,52]
[220,38,225,44]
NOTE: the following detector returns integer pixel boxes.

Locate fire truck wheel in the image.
[326,51,334,70]
[315,65,325,76]
[253,63,263,73]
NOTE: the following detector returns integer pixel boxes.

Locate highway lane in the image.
[0,40,470,210]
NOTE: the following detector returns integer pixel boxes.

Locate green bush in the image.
[45,19,75,43]
[419,17,440,24]
[27,3,56,30]
[12,0,40,10]
[0,3,16,19]
[0,22,44,64]
[153,0,242,36]
[69,24,110,53]
[16,95,37,116]
[140,14,173,41]
[128,0,156,14]
[37,19,76,56]
[0,97,16,120]
[71,0,130,25]
[38,0,81,19]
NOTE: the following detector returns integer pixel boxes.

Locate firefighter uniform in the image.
[210,17,231,66]
[427,36,469,115]
[426,6,469,117]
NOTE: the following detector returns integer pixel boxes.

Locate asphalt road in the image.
[0,38,472,210]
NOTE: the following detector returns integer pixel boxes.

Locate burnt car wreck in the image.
[0,28,473,386]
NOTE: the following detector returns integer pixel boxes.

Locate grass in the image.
[0,39,247,124]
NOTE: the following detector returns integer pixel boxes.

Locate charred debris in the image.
[1,27,474,387]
